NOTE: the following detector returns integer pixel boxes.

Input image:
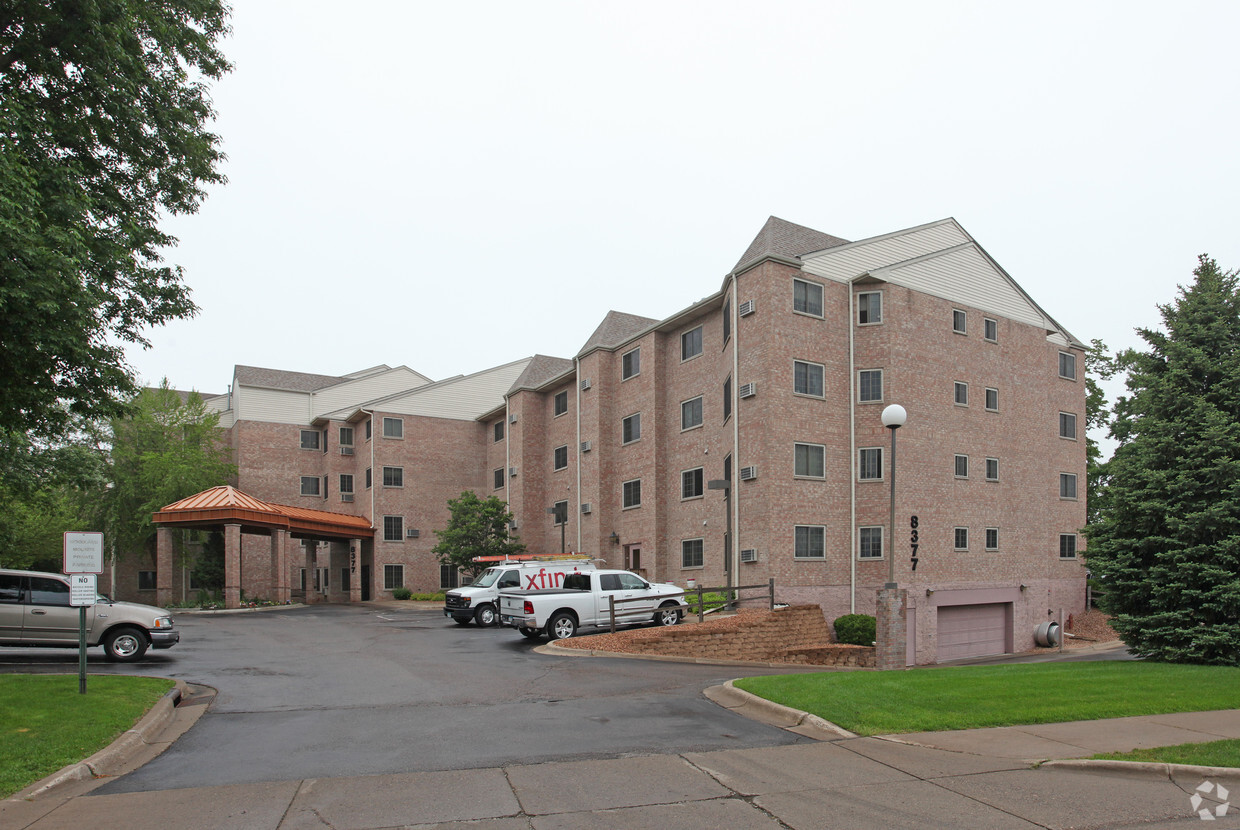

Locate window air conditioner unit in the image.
[406,528,420,539]
[580,378,592,391]
[509,414,517,424]
[740,548,758,563]
[580,503,592,514]
[340,446,354,455]
[341,493,354,503]
[509,467,518,477]
[580,440,592,453]
[739,382,757,399]
[739,466,758,481]
[738,299,756,317]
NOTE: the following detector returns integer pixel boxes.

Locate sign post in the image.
[64,533,104,695]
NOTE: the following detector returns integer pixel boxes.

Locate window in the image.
[622,479,642,509]
[383,466,403,487]
[985,387,998,411]
[1060,412,1078,440]
[857,291,882,324]
[339,426,354,446]
[494,421,504,442]
[383,564,404,591]
[859,447,882,480]
[954,381,968,406]
[440,564,460,590]
[493,468,504,490]
[723,298,731,343]
[364,419,372,441]
[0,573,19,603]
[954,527,969,551]
[554,390,568,416]
[553,445,568,470]
[682,538,704,568]
[793,278,824,317]
[723,376,732,420]
[340,474,354,494]
[29,576,70,606]
[300,429,320,450]
[1059,351,1077,380]
[622,347,641,379]
[984,317,998,342]
[954,454,969,478]
[383,516,404,541]
[794,525,826,559]
[138,571,157,590]
[382,417,403,439]
[681,396,703,430]
[622,413,641,444]
[552,500,568,525]
[986,528,999,550]
[986,458,999,481]
[365,467,372,489]
[682,326,703,360]
[682,467,704,499]
[859,526,883,559]
[794,360,825,397]
[300,476,321,496]
[1060,473,1077,499]
[953,309,967,334]
[794,443,825,478]
[858,369,883,403]
[1060,533,1078,559]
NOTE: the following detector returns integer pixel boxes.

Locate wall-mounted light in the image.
[925,588,934,597]
[609,532,620,545]
[1019,584,1027,592]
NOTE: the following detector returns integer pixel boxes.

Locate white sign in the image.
[69,574,97,607]
[63,532,104,574]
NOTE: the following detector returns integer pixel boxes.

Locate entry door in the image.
[361,565,371,601]
[624,546,644,578]
[315,567,329,596]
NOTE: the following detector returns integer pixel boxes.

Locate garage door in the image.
[937,603,1008,661]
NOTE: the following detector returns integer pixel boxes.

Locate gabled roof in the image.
[732,216,849,273]
[509,355,575,394]
[152,485,373,539]
[578,311,660,356]
[233,365,350,393]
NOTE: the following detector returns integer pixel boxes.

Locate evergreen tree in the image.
[1084,256,1240,665]
[432,491,525,579]
[1084,339,1118,526]
[191,531,225,593]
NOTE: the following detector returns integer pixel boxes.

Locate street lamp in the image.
[881,404,907,588]
[707,479,732,590]
[546,505,565,554]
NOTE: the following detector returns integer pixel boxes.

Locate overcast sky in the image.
[133,1,1240,427]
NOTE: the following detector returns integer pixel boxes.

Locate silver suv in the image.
[0,569,179,662]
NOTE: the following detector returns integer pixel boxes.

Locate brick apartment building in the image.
[122,216,1088,664]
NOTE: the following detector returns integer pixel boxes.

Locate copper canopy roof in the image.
[153,486,373,539]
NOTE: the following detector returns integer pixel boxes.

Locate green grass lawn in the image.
[734,662,1240,736]
[1092,739,1240,768]
[0,674,173,798]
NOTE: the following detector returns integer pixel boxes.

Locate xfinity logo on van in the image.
[524,568,583,590]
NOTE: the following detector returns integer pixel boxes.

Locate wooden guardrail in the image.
[606,578,776,633]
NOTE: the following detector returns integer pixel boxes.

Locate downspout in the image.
[575,357,582,554]
[848,282,857,614]
[361,408,375,532]
[730,277,741,582]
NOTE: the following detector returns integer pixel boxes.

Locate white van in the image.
[443,557,597,626]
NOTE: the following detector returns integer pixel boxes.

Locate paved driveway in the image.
[1,604,815,792]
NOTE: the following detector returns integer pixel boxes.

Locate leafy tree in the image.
[191,530,225,593]
[1084,339,1118,526]
[432,491,525,579]
[0,1,232,440]
[91,382,236,561]
[1084,256,1240,665]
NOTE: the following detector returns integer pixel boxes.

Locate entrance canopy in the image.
[153,485,373,540]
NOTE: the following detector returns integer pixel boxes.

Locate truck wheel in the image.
[474,604,497,627]
[654,601,682,627]
[546,613,577,640]
[519,628,541,639]
[452,616,472,626]
[103,627,149,662]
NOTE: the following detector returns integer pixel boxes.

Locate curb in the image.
[538,640,856,670]
[705,680,859,739]
[10,679,187,801]
[1041,758,1240,782]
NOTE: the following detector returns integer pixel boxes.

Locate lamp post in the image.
[546,505,565,554]
[881,404,907,588]
[707,479,732,591]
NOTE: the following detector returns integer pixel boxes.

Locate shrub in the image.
[834,614,876,646]
[391,587,412,600]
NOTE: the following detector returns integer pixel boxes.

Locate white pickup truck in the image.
[498,569,684,640]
